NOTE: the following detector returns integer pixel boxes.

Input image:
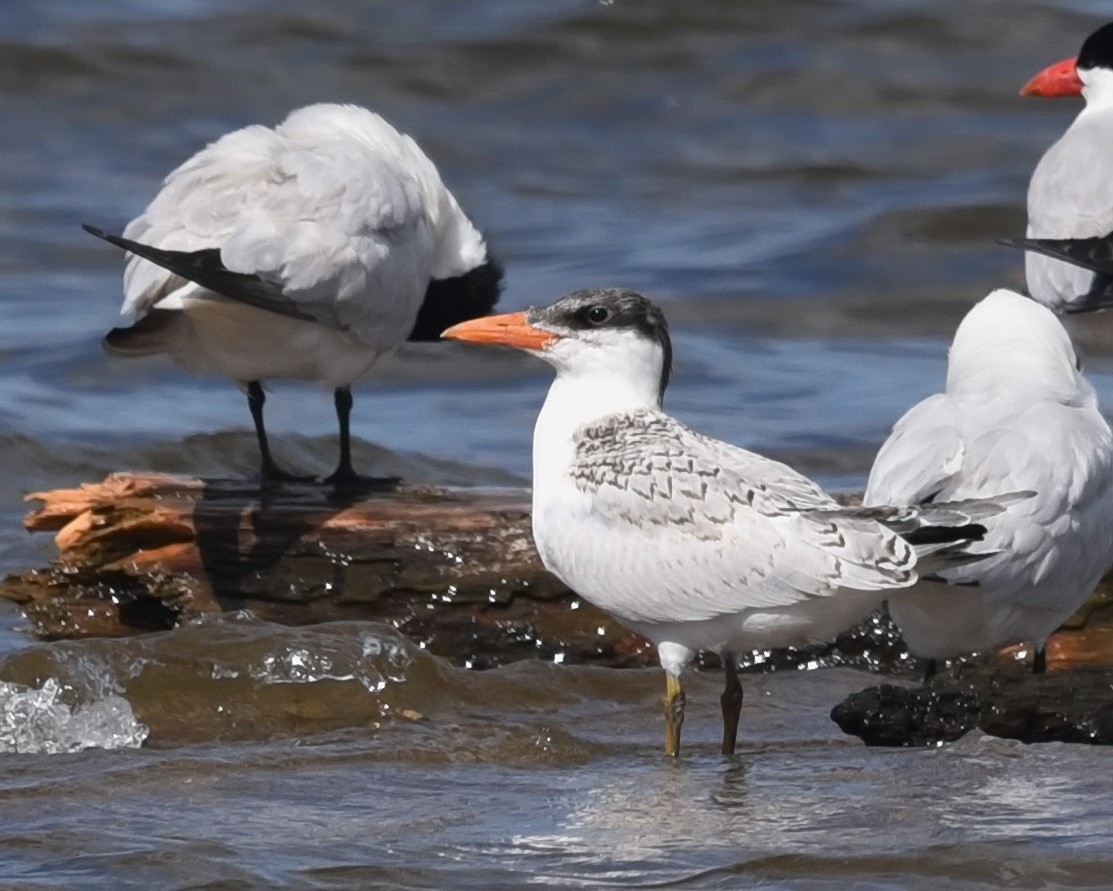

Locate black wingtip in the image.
[902,523,987,546]
[1064,279,1113,314]
[995,234,1113,282]
[83,224,128,252]
[408,252,505,342]
[82,224,150,259]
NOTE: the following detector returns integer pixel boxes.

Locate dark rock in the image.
[834,665,1113,747]
[831,682,981,747]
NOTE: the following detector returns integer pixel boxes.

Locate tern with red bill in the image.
[443,289,1013,757]
[866,289,1113,680]
[86,103,502,486]
[1021,22,1113,312]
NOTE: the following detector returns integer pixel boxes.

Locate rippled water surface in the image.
[4,0,1113,887]
[6,616,1113,889]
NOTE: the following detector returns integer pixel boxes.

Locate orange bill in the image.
[1021,56,1083,97]
[441,311,560,350]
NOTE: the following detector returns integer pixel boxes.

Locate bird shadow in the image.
[189,476,401,615]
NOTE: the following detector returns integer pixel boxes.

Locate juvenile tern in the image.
[443,288,1004,756]
[1021,22,1113,312]
[866,289,1113,678]
[86,103,502,486]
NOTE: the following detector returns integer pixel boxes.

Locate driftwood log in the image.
[0,473,654,668]
[6,472,1113,745]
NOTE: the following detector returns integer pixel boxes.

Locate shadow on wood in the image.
[1,473,656,668]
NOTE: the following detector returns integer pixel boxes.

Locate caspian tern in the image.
[86,103,502,486]
[443,288,1008,757]
[1020,22,1113,312]
[866,289,1113,679]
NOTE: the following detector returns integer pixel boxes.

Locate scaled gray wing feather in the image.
[570,410,922,618]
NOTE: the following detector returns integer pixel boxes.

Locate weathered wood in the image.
[6,471,1113,695]
[2,473,655,667]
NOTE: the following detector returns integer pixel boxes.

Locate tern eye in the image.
[586,306,611,325]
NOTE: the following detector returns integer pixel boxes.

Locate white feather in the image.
[866,288,1113,658]
[1026,67,1113,309]
[114,103,488,385]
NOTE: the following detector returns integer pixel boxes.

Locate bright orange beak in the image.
[441,311,560,350]
[1021,56,1083,97]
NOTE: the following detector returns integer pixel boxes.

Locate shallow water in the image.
[4,0,1113,887]
[5,616,1113,888]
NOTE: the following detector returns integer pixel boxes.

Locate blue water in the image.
[5,2,1113,887]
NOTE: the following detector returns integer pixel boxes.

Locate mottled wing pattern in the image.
[567,410,918,623]
[573,409,832,520]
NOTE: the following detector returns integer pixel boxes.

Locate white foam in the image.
[0,677,149,754]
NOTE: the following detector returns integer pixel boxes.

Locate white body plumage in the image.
[531,356,905,677]
[113,102,490,385]
[93,103,500,482]
[498,291,991,677]
[866,289,1113,660]
[1026,57,1113,310]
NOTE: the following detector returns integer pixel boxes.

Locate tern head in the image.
[946,289,1089,403]
[1021,22,1113,102]
[442,288,673,405]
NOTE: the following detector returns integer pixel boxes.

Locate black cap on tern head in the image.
[1079,22,1113,72]
[530,288,673,402]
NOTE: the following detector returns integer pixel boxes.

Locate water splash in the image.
[245,626,413,693]
[0,677,148,754]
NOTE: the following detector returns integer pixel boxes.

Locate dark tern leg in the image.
[324,386,360,486]
[1032,647,1047,675]
[246,381,312,483]
[720,651,744,756]
[922,657,938,685]
[323,386,400,490]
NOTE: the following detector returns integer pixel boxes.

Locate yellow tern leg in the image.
[664,671,686,757]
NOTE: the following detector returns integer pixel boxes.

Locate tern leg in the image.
[323,387,358,486]
[663,671,686,758]
[323,386,400,490]
[922,657,938,685]
[246,381,312,483]
[720,652,743,756]
[1032,647,1047,675]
